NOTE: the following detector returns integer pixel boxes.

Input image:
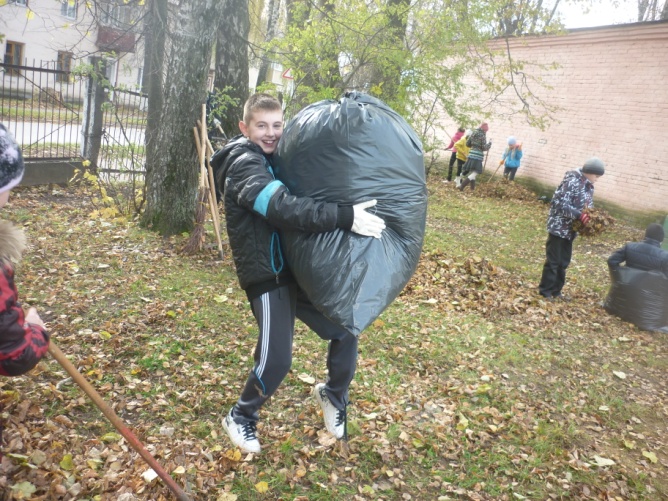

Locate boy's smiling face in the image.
[239,109,284,155]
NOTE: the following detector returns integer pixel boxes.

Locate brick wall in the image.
[437,22,668,214]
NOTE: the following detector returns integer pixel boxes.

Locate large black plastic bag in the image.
[604,267,668,333]
[274,92,427,335]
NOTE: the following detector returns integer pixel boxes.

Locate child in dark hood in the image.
[608,223,668,278]
[538,157,605,300]
[0,124,50,376]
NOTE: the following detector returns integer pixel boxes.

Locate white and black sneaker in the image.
[222,410,261,453]
[314,383,346,439]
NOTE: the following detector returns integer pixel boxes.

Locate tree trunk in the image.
[142,0,225,236]
[367,0,409,108]
[213,0,250,137]
[255,0,281,89]
[143,0,167,225]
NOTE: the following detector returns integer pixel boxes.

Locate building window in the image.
[61,0,77,19]
[3,41,24,75]
[100,1,125,27]
[56,51,73,83]
[104,58,117,87]
[136,67,144,88]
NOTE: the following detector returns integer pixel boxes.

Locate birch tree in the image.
[212,0,251,137]
[637,0,668,20]
[141,0,225,235]
[255,0,282,89]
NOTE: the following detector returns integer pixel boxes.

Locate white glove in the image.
[351,200,386,239]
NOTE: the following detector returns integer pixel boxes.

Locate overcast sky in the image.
[558,0,637,29]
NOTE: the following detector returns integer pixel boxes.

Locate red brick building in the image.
[438,21,668,215]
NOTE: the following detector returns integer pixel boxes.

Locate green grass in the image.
[1,180,666,500]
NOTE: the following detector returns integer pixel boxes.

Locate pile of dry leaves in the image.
[573,207,616,236]
[473,180,540,202]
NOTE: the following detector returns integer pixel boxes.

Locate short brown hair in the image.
[243,93,282,124]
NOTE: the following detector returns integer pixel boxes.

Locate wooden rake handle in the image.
[48,341,192,501]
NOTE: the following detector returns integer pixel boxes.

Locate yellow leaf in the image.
[26,9,35,20]
[456,413,469,430]
[475,384,492,394]
[172,466,186,474]
[623,439,636,450]
[59,454,74,470]
[100,432,122,443]
[82,159,91,168]
[224,449,241,461]
[254,481,269,493]
[10,481,36,498]
[642,450,658,463]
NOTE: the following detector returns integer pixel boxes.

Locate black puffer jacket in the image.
[608,238,668,278]
[211,136,354,299]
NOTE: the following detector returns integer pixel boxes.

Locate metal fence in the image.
[0,61,84,159]
[97,87,147,177]
[0,61,147,177]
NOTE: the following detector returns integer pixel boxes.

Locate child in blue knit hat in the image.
[501,136,523,181]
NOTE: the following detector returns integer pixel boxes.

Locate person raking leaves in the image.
[0,124,50,461]
[210,93,386,454]
[0,124,50,377]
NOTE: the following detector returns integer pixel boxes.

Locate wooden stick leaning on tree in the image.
[183,124,209,254]
[192,125,224,260]
[197,107,224,259]
[196,118,224,235]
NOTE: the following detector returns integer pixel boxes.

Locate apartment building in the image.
[1,0,144,89]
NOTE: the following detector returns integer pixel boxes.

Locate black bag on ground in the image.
[275,92,427,335]
[604,267,668,333]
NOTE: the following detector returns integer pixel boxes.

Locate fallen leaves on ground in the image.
[0,183,665,500]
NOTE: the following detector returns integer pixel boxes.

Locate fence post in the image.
[80,57,106,171]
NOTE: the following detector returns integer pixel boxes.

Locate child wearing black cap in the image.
[538,157,605,300]
[608,223,668,278]
[0,124,50,376]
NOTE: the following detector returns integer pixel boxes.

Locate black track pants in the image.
[231,284,358,423]
[539,233,573,297]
